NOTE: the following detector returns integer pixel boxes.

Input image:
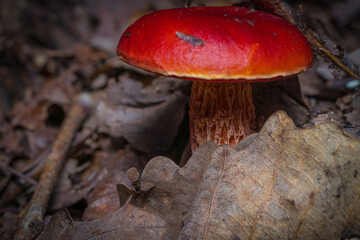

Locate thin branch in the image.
[14,93,93,240]
[305,30,360,80]
[0,164,38,186]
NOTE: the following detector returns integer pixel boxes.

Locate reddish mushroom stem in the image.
[189,81,256,151]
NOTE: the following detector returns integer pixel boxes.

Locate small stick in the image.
[0,164,38,186]
[297,5,360,80]
[14,93,93,240]
[305,31,360,80]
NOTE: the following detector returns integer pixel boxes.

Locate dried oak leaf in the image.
[71,201,166,240]
[117,142,218,240]
[179,111,360,240]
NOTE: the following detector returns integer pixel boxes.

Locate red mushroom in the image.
[117,6,313,151]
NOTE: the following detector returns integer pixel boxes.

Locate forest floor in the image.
[0,0,360,239]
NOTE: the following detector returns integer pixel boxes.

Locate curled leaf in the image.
[96,91,188,152]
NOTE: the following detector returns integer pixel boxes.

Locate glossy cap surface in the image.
[117,7,313,82]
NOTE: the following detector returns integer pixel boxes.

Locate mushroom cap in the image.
[117,7,313,82]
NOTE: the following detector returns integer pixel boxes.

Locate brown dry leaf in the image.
[0,69,81,158]
[96,90,188,152]
[36,210,75,240]
[252,81,309,128]
[82,191,120,221]
[117,142,218,240]
[81,150,142,221]
[72,201,167,239]
[49,149,142,211]
[179,111,360,239]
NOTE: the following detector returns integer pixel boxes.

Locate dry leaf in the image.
[72,202,167,240]
[96,90,188,152]
[36,210,75,240]
[108,76,187,107]
[82,191,120,221]
[179,111,360,239]
[117,142,218,239]
[252,81,309,127]
[49,150,142,211]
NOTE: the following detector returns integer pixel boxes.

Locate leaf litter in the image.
[0,0,360,239]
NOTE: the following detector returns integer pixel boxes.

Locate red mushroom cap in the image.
[117,7,313,82]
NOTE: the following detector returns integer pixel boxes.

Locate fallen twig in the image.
[296,5,360,80]
[305,30,360,80]
[14,93,93,240]
[0,164,38,186]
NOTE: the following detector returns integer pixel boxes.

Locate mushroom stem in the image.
[189,81,256,151]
